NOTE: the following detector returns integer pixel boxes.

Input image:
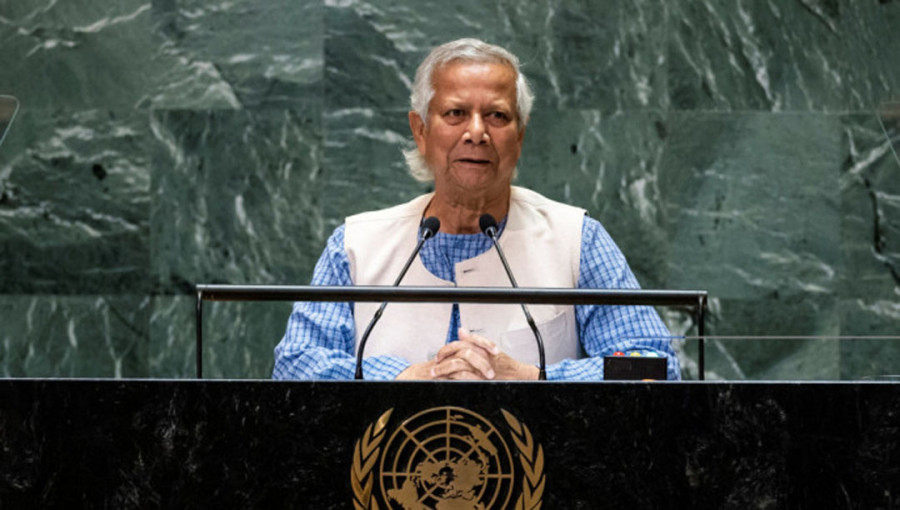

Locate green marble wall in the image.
[0,0,898,380]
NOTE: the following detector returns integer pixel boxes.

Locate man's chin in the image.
[445,173,513,197]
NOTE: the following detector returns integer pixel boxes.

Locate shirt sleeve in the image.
[544,216,682,381]
[272,224,412,380]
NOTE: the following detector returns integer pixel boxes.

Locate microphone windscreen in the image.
[421,216,440,238]
[479,214,498,235]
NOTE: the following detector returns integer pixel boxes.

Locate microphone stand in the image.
[480,215,547,381]
[354,217,439,379]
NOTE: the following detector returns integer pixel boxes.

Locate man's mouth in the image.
[457,158,491,165]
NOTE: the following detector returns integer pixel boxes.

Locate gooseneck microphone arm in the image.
[354,216,440,380]
[479,214,547,381]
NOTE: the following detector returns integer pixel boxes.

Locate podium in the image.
[3,285,895,507]
[1,379,899,508]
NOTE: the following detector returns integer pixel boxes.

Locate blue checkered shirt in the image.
[273,216,680,380]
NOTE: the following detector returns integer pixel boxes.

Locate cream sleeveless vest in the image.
[344,186,586,366]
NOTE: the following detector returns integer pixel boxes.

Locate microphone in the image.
[354,216,440,379]
[479,214,547,380]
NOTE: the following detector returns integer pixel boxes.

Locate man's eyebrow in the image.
[440,96,467,104]
[484,102,514,112]
[439,97,513,108]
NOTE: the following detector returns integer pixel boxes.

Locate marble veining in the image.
[0,295,149,378]
[0,0,898,379]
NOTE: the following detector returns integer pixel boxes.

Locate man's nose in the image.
[465,114,488,144]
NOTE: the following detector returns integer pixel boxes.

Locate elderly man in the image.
[273,38,679,381]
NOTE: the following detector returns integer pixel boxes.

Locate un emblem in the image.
[351,406,544,510]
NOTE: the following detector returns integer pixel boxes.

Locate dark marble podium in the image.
[1,380,898,509]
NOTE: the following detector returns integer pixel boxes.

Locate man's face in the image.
[409,61,525,199]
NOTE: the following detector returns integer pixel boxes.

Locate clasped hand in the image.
[396,328,539,381]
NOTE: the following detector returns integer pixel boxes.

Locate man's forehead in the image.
[436,58,515,72]
[431,61,517,100]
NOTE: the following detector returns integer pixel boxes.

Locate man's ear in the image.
[409,111,426,154]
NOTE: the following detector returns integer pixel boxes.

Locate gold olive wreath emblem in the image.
[351,407,544,510]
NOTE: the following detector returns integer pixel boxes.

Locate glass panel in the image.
[197,300,292,380]
[676,336,900,381]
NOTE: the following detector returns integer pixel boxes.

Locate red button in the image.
[613,351,625,356]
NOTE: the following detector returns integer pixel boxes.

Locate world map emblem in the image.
[351,406,544,510]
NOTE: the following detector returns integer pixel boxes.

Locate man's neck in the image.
[425,187,510,234]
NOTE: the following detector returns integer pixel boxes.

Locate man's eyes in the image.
[442,110,511,122]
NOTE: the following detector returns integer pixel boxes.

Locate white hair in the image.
[402,38,535,182]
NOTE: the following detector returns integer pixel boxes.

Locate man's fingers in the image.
[432,355,494,380]
[435,337,492,364]
[432,367,485,381]
[444,370,484,381]
[457,328,501,355]
[455,347,495,379]
[429,329,508,380]
[431,354,494,380]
